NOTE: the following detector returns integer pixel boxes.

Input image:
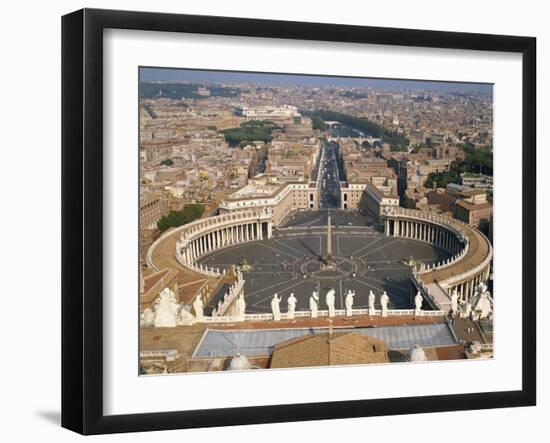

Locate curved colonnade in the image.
[147,206,492,314]
[383,208,492,309]
[147,208,274,276]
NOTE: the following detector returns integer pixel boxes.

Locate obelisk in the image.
[326,210,333,268]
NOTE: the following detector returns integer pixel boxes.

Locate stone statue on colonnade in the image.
[325,289,336,317]
[414,292,423,316]
[287,292,297,319]
[271,293,281,321]
[193,294,204,320]
[368,290,376,315]
[380,291,390,317]
[154,288,179,328]
[450,288,459,315]
[310,290,319,318]
[235,293,246,320]
[345,290,355,317]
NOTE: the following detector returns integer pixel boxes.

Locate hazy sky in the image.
[140,67,492,94]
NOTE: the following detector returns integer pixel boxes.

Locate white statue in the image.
[178,305,196,326]
[414,292,423,315]
[368,290,376,315]
[345,290,355,317]
[287,292,297,319]
[271,293,281,321]
[326,289,336,317]
[310,290,319,318]
[193,295,204,320]
[380,291,390,317]
[460,300,472,318]
[141,308,155,327]
[235,293,246,320]
[450,288,459,315]
[470,282,492,320]
[154,288,179,327]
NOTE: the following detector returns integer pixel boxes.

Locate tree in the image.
[157,204,205,232]
[312,115,326,131]
[160,159,174,166]
[221,120,278,145]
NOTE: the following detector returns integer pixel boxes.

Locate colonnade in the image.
[448,269,491,303]
[385,217,462,254]
[177,220,270,266]
[147,209,273,274]
[383,207,493,307]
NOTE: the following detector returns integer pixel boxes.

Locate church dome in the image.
[227,353,251,371]
[407,345,427,362]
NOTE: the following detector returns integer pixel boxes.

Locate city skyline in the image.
[140,67,493,94]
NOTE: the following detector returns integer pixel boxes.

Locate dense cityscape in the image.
[139,70,494,374]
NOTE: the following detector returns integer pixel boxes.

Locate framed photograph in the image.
[61,8,536,435]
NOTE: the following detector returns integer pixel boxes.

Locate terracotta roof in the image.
[455,199,493,211]
[270,332,389,368]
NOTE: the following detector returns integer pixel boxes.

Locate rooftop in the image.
[270,332,389,368]
[192,323,456,358]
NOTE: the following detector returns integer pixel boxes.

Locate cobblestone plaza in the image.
[198,210,452,313]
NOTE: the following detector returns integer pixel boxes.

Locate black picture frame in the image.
[61,8,537,435]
